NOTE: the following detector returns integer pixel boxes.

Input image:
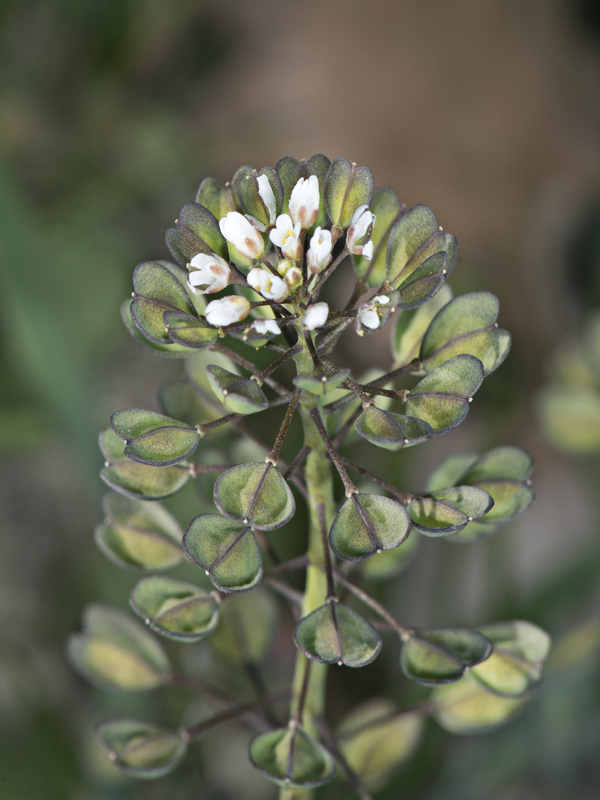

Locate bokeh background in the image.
[2,0,600,797]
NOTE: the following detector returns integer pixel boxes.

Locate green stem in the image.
[280,333,337,800]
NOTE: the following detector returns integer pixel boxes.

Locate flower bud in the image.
[256,174,277,225]
[277,259,294,276]
[288,175,320,229]
[269,214,302,260]
[219,212,265,260]
[284,265,303,293]
[307,227,332,274]
[205,295,251,327]
[303,302,329,331]
[187,253,231,295]
[347,204,375,257]
[247,267,289,302]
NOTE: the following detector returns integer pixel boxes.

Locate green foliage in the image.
[329,494,411,560]
[68,605,170,691]
[294,601,382,667]
[249,726,337,788]
[130,576,220,641]
[71,154,550,796]
[95,720,188,779]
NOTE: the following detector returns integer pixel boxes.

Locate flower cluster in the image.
[183,158,378,333]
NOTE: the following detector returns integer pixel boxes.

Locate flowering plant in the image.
[69,156,549,798]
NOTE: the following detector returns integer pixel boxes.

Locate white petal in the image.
[360,309,380,330]
[205,296,251,326]
[257,174,277,224]
[253,319,280,335]
[219,212,264,259]
[361,240,374,261]
[303,302,329,331]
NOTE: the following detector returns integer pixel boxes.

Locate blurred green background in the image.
[2,0,600,798]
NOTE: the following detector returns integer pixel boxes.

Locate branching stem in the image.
[332,570,413,641]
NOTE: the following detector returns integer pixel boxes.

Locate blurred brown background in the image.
[1,0,600,798]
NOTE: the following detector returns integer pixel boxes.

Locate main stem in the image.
[280,333,337,800]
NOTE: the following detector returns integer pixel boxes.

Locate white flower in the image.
[205,295,251,327]
[306,227,332,274]
[247,267,288,302]
[289,175,320,229]
[257,174,277,224]
[269,213,302,260]
[347,204,375,256]
[219,211,264,260]
[357,306,381,330]
[303,302,329,331]
[187,252,231,295]
[355,296,391,334]
[252,319,280,336]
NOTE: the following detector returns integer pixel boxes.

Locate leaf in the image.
[433,672,527,734]
[130,261,196,343]
[460,446,533,483]
[166,202,228,265]
[329,493,411,561]
[249,726,336,789]
[469,620,550,697]
[420,292,511,375]
[337,700,424,789]
[95,493,183,571]
[206,365,269,414]
[478,620,551,663]
[183,514,262,593]
[95,719,187,779]
[400,628,491,685]
[405,354,484,434]
[235,166,283,227]
[293,369,350,396]
[387,205,458,295]
[214,462,295,530]
[276,156,303,210]
[111,408,199,467]
[196,177,238,219]
[425,446,534,542]
[130,575,219,641]
[395,251,450,309]
[67,605,169,691]
[353,187,404,286]
[392,284,453,365]
[361,530,419,581]
[163,310,218,349]
[355,406,432,451]
[293,600,382,667]
[469,650,543,697]
[101,460,190,500]
[409,353,484,397]
[99,426,127,462]
[122,299,191,357]
[324,157,374,228]
[400,636,464,685]
[409,486,493,537]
